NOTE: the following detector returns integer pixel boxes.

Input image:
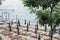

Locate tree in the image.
[23,0,60,40]
[32,9,50,32]
[53,3,60,33]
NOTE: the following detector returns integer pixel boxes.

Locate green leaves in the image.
[23,0,37,7]
[36,10,50,25]
[29,6,36,13]
[23,0,60,10]
[36,9,60,26]
[56,18,60,25]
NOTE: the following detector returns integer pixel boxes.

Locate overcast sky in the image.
[0,0,28,13]
[0,0,36,22]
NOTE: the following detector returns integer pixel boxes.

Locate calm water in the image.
[10,12,37,23]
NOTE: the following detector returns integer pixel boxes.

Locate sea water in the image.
[0,10,37,23]
[10,12,37,23]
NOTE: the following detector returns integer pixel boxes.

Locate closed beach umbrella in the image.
[8,22,12,31]
[17,23,19,35]
[11,20,13,25]
[27,23,29,32]
[24,20,26,24]
[29,21,30,25]
[35,25,37,34]
[17,19,20,26]
[36,22,39,30]
[38,34,41,40]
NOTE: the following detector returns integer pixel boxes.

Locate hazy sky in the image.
[0,0,36,22]
[0,0,28,13]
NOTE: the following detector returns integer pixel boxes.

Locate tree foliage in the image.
[23,0,60,26]
[36,10,50,25]
[23,0,60,9]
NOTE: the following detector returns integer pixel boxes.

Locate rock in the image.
[11,35,22,40]
[30,33,38,39]
[43,36,50,40]
[1,31,12,36]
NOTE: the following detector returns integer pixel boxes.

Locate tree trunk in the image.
[45,24,47,32]
[50,6,54,40]
[50,25,53,40]
[53,25,56,33]
[59,28,60,35]
[27,23,29,32]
